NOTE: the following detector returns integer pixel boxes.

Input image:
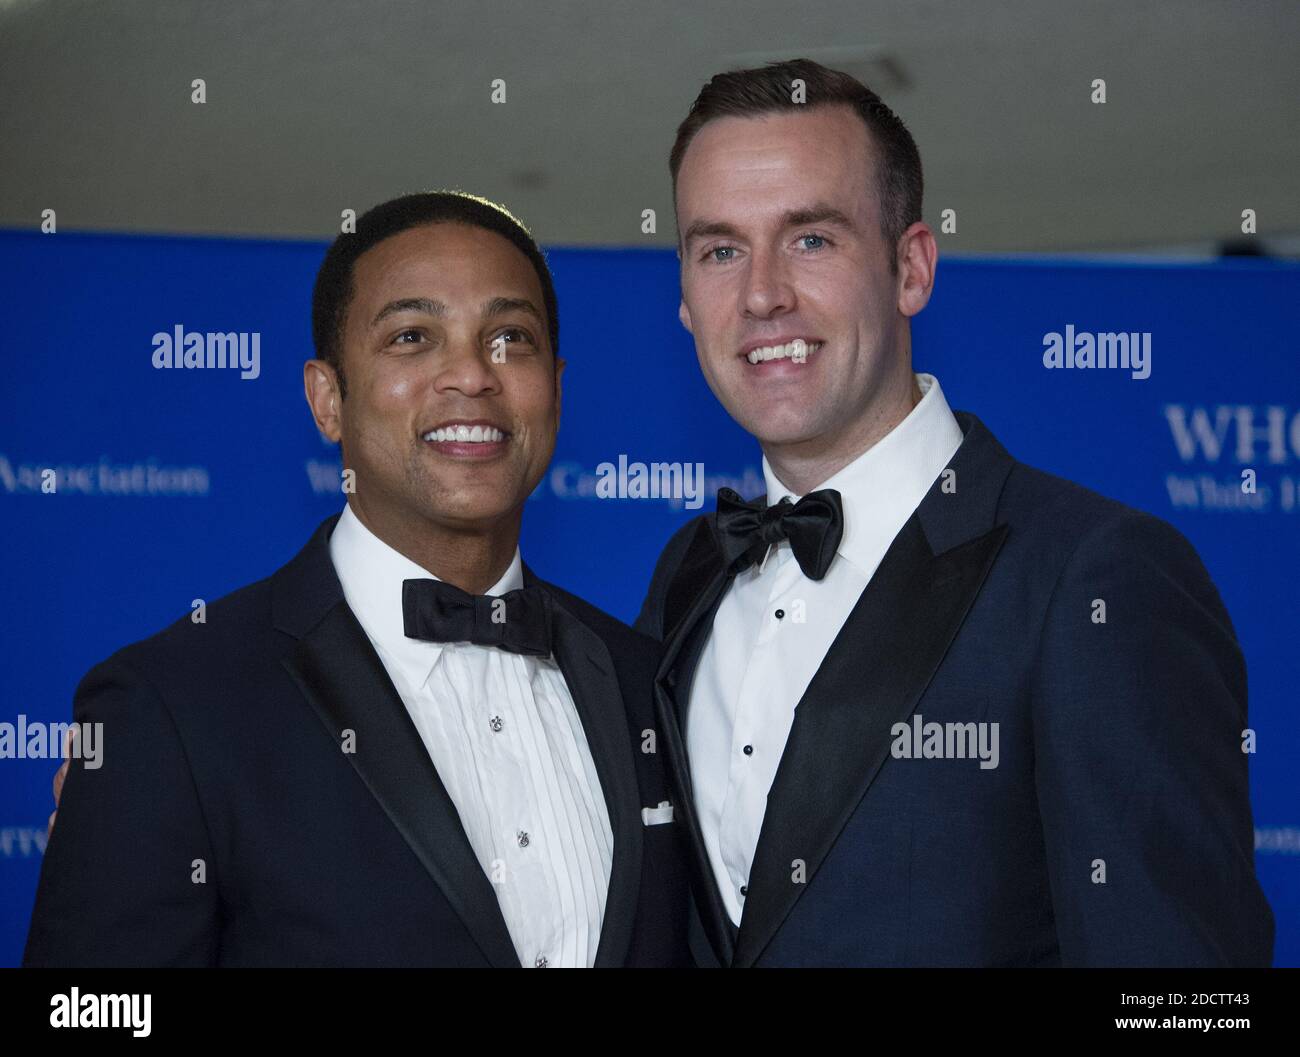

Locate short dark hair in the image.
[311,190,559,398]
[669,58,923,275]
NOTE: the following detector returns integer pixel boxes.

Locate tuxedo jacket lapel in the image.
[274,515,520,968]
[531,571,642,969]
[732,411,1015,966]
[654,522,740,966]
[654,412,1016,968]
[732,516,1009,966]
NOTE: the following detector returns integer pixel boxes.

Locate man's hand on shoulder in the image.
[47,728,73,836]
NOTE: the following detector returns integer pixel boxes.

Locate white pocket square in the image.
[641,800,674,826]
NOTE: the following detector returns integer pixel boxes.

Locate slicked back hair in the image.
[669,59,923,275]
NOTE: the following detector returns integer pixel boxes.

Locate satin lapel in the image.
[653,520,739,966]
[536,581,642,969]
[281,599,521,968]
[732,515,1009,966]
[658,515,735,725]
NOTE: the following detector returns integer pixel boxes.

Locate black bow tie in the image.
[714,486,844,581]
[402,579,552,657]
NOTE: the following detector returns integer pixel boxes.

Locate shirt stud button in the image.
[743,744,754,756]
[489,716,503,732]
[740,884,748,897]
[774,609,785,620]
[535,954,548,968]
[517,830,530,848]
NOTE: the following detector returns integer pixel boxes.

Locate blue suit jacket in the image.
[636,411,1273,967]
[26,514,691,967]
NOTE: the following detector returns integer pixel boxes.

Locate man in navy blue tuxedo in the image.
[636,59,1273,967]
[26,192,690,968]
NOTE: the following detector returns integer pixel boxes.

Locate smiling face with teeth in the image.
[675,104,936,492]
[304,221,562,560]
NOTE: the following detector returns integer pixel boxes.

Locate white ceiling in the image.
[2,0,1296,255]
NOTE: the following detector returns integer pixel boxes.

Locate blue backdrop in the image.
[1,230,1296,966]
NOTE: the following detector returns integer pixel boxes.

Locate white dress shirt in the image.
[687,372,965,925]
[329,504,613,967]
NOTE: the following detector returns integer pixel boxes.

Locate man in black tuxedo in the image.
[636,59,1274,967]
[26,192,689,967]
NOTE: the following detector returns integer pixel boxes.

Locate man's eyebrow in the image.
[781,204,857,231]
[482,296,544,325]
[369,296,544,328]
[370,297,446,328]
[682,205,858,247]
[681,219,743,245]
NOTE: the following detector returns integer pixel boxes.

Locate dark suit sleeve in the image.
[634,517,705,641]
[23,654,221,966]
[1031,510,1273,966]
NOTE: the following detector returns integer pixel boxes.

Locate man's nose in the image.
[434,339,502,396]
[741,247,795,319]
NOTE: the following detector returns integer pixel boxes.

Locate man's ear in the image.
[304,359,343,442]
[553,356,566,431]
[896,221,939,319]
[678,299,694,334]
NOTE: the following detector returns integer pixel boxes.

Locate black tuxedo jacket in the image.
[25,514,690,967]
[636,411,1274,967]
